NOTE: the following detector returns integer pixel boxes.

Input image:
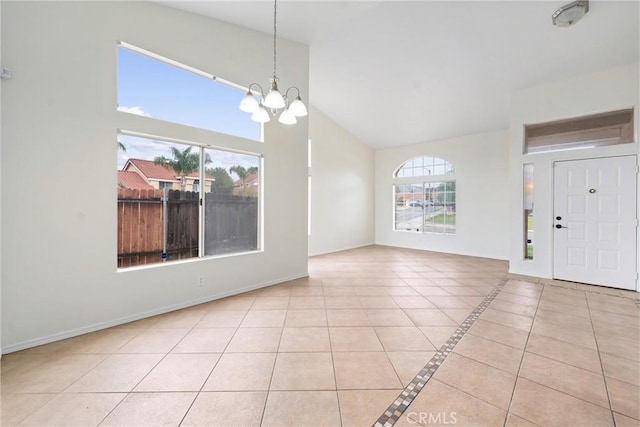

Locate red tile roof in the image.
[234,173,259,186]
[125,159,179,181]
[117,171,155,190]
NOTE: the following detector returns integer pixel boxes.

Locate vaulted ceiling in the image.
[158,1,639,149]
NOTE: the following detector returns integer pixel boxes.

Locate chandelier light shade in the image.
[239,0,307,125]
[552,0,589,27]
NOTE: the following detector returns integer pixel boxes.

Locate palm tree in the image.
[230,165,259,197]
[117,141,127,152]
[154,147,211,190]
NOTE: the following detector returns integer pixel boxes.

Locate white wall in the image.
[509,62,639,284]
[375,130,510,260]
[1,1,309,352]
[308,106,375,255]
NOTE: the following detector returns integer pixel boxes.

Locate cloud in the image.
[117,105,151,117]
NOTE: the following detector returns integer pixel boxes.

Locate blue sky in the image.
[117,47,260,175]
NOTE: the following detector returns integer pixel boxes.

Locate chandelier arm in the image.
[248,82,265,97]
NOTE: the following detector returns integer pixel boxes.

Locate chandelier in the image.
[239,0,308,125]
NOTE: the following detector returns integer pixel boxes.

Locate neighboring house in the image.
[233,173,259,197]
[117,170,155,191]
[121,158,214,192]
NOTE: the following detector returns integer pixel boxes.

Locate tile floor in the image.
[1,245,639,426]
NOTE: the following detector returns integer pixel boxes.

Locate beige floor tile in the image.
[440,308,473,324]
[442,286,484,296]
[279,327,331,352]
[171,328,236,353]
[329,327,384,351]
[374,327,436,351]
[284,309,327,327]
[195,310,247,328]
[134,353,219,391]
[537,299,591,318]
[385,287,419,296]
[325,296,362,309]
[366,309,414,326]
[519,352,609,408]
[454,334,523,374]
[510,378,613,427]
[240,310,287,327]
[354,287,392,296]
[607,377,640,420]
[494,292,540,307]
[541,289,587,307]
[434,352,516,410]
[19,393,126,426]
[404,309,458,327]
[2,354,107,393]
[613,412,640,427]
[251,297,290,310]
[587,297,639,317]
[530,317,597,350]
[112,316,161,330]
[261,391,341,426]
[412,286,452,296]
[590,309,640,328]
[386,351,435,385]
[203,352,275,391]
[0,394,55,426]
[467,319,528,349]
[207,295,255,310]
[338,389,401,427]
[357,296,399,309]
[479,308,533,332]
[459,296,487,307]
[66,353,163,392]
[488,299,537,318]
[601,352,640,386]
[61,328,143,354]
[535,308,593,329]
[117,329,190,353]
[326,309,371,327]
[594,321,640,342]
[419,326,458,349]
[151,310,206,329]
[99,392,196,426]
[290,286,324,296]
[595,334,639,362]
[181,391,267,426]
[504,413,540,426]
[225,327,282,353]
[392,296,435,309]
[322,286,356,296]
[333,352,402,389]
[406,379,506,427]
[525,333,602,373]
[254,284,292,297]
[288,296,325,309]
[270,352,335,390]
[424,296,473,309]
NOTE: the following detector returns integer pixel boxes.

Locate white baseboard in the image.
[308,243,374,257]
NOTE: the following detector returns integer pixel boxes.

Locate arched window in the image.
[393,156,456,235]
[394,156,454,178]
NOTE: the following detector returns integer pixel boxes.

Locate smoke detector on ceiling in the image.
[552,0,589,27]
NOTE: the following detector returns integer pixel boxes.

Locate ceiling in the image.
[157,1,639,149]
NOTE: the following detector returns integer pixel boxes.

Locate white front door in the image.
[553,156,638,290]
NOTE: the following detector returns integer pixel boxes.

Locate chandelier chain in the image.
[273,0,277,79]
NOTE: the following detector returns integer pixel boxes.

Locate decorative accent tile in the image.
[373,277,509,427]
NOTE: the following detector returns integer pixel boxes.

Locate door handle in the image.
[555,224,567,229]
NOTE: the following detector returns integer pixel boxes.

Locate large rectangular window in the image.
[394,181,456,234]
[117,135,261,268]
[117,43,261,141]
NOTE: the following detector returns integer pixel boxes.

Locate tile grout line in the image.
[372,277,510,427]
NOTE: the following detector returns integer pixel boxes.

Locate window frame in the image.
[392,156,457,235]
[116,41,266,271]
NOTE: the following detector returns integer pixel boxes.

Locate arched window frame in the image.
[392,156,457,235]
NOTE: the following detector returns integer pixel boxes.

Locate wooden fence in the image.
[117,188,257,268]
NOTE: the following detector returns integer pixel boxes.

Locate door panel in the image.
[553,156,637,290]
